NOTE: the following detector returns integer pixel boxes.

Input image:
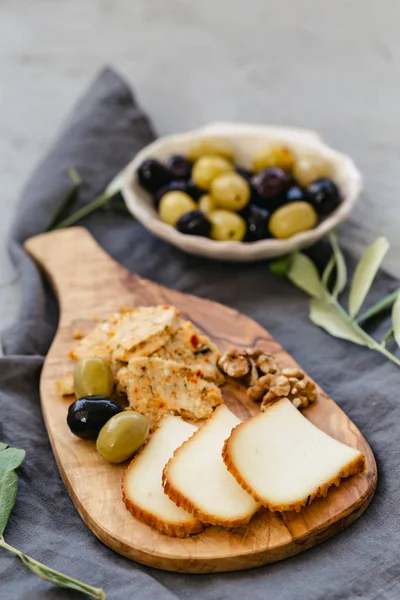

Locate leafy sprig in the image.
[271,234,400,367]
[0,443,105,599]
[47,169,125,231]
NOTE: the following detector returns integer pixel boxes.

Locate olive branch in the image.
[271,234,400,367]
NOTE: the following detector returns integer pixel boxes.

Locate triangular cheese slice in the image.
[122,415,203,537]
[163,405,260,526]
[223,398,365,512]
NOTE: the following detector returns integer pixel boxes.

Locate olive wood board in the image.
[25,227,377,574]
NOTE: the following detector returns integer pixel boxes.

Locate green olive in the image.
[209,210,246,241]
[211,172,250,211]
[293,155,332,187]
[198,194,217,216]
[269,201,318,239]
[96,411,149,463]
[74,357,114,398]
[159,191,196,226]
[191,156,233,190]
[188,139,234,162]
[253,144,296,173]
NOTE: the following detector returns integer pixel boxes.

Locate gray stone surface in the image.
[1,0,400,340]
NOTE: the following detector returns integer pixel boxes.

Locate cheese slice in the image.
[223,398,365,512]
[163,405,260,526]
[122,415,203,537]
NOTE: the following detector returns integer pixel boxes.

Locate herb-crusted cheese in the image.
[118,357,223,429]
[151,320,224,384]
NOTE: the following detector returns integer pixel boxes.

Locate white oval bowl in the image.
[122,122,362,262]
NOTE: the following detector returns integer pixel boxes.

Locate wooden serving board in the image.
[25,227,377,574]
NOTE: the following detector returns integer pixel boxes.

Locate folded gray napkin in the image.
[1,67,400,600]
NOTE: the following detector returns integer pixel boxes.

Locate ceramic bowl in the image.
[122,122,362,262]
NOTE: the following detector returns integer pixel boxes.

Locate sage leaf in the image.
[287,253,324,299]
[330,233,347,298]
[309,299,370,346]
[0,448,25,471]
[349,237,389,317]
[18,554,106,599]
[0,469,18,535]
[392,294,400,347]
[0,443,8,451]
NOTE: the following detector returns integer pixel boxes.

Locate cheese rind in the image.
[223,398,365,512]
[163,405,260,526]
[122,415,203,537]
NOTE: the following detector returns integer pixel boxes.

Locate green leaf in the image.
[392,294,400,347]
[0,443,8,452]
[322,255,335,288]
[309,299,369,346]
[0,469,18,535]
[52,168,125,231]
[104,169,124,198]
[110,196,130,215]
[269,255,292,277]
[349,237,389,318]
[46,169,82,231]
[287,253,324,299]
[356,289,400,323]
[330,233,347,299]
[0,448,25,471]
[381,327,394,347]
[18,554,106,599]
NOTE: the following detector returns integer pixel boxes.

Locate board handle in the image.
[25,227,127,318]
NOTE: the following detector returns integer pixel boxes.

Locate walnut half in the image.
[247,368,317,410]
[218,348,278,386]
[218,349,251,379]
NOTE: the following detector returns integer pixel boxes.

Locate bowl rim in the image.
[122,123,363,259]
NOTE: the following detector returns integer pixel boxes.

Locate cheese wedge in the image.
[122,415,203,537]
[223,398,365,512]
[163,405,260,526]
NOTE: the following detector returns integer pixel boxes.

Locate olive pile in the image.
[136,140,341,242]
[67,357,149,463]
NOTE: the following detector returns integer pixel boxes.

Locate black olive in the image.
[285,185,309,204]
[167,155,192,180]
[245,205,271,242]
[250,168,291,201]
[307,178,341,215]
[137,158,171,194]
[176,210,211,237]
[67,396,122,440]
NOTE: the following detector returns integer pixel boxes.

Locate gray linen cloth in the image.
[1,67,399,600]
